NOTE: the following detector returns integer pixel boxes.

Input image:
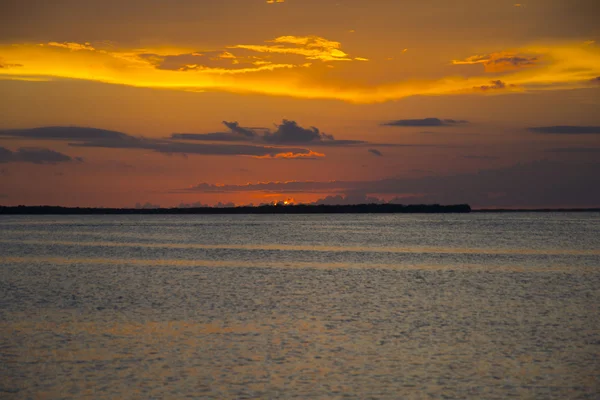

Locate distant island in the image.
[473,208,600,213]
[0,204,472,215]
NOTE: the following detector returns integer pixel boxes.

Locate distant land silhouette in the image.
[0,204,472,215]
[1,205,598,215]
[473,208,600,213]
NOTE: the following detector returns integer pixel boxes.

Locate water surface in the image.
[1,213,599,398]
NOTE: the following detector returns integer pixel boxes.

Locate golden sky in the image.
[0,0,599,207]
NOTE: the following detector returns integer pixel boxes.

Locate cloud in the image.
[0,62,22,69]
[591,77,600,84]
[368,149,383,156]
[254,150,325,160]
[181,180,349,194]
[264,120,336,144]
[232,36,358,62]
[178,161,600,208]
[0,146,79,164]
[382,118,469,127]
[171,132,251,142]
[528,126,600,134]
[172,121,264,142]
[138,50,299,74]
[0,126,321,158]
[1,40,598,103]
[45,42,96,51]
[453,52,539,72]
[266,0,285,3]
[474,80,516,91]
[172,120,366,146]
[223,121,260,138]
[0,126,131,141]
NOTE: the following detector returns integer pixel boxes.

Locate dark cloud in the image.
[475,80,510,91]
[0,57,23,69]
[170,132,252,142]
[0,146,78,164]
[222,121,260,138]
[591,77,600,84]
[171,120,366,146]
[528,126,600,134]
[0,126,130,141]
[72,137,315,158]
[264,120,333,144]
[0,63,23,69]
[382,118,469,127]
[490,56,537,67]
[179,161,600,208]
[0,126,318,158]
[172,121,264,142]
[368,149,383,156]
[137,50,286,73]
[453,53,540,71]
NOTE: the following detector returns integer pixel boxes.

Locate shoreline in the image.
[0,204,471,215]
[1,204,599,215]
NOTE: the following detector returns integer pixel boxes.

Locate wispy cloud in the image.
[452,51,539,72]
[0,56,23,69]
[45,42,96,51]
[231,36,357,62]
[0,146,81,164]
[474,80,516,91]
[382,118,468,127]
[254,150,325,159]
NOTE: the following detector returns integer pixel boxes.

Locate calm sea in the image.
[1,213,599,398]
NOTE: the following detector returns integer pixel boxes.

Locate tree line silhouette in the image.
[0,204,472,215]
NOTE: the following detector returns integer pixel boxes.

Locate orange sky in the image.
[0,0,599,208]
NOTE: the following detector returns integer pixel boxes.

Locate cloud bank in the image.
[172,120,366,146]
[0,126,322,159]
[0,146,80,164]
[0,40,598,103]
[178,161,600,208]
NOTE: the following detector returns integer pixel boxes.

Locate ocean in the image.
[1,213,599,398]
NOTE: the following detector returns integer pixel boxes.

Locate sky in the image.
[0,0,599,208]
